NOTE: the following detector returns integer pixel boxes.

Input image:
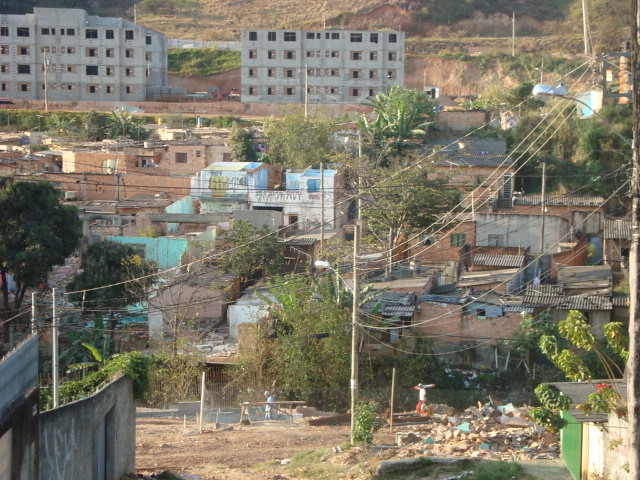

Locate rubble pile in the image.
[389,403,559,462]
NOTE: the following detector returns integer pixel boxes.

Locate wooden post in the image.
[199,371,206,432]
[389,368,396,432]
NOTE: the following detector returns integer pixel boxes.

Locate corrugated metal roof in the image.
[473,254,525,268]
[280,237,316,246]
[604,219,631,239]
[612,295,629,307]
[437,153,514,168]
[514,194,605,207]
[458,268,519,286]
[557,265,612,290]
[523,294,612,310]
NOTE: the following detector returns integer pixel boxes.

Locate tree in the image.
[216,221,283,288]
[106,108,149,140]
[357,86,435,167]
[229,122,257,162]
[0,178,82,336]
[82,110,109,142]
[356,161,460,274]
[67,240,156,353]
[263,109,340,169]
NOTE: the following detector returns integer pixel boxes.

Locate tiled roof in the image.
[612,295,630,307]
[280,237,316,246]
[380,305,416,317]
[523,293,612,310]
[513,194,605,207]
[472,254,525,268]
[604,219,631,239]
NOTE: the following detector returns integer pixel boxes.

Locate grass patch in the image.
[168,48,240,76]
[475,460,525,480]
[285,448,361,480]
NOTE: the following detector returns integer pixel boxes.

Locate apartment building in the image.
[241,28,404,104]
[0,8,168,102]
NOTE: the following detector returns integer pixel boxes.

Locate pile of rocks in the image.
[391,403,559,462]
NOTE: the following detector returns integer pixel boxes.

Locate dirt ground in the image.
[135,415,572,480]
[136,415,395,480]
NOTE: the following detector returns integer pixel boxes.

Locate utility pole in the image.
[627,1,640,476]
[581,0,591,58]
[350,219,360,444]
[30,292,36,335]
[320,160,325,254]
[52,288,59,408]
[540,162,546,255]
[511,12,515,57]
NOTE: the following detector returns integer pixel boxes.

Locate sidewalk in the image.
[519,459,573,480]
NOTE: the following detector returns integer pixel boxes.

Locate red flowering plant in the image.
[577,382,627,419]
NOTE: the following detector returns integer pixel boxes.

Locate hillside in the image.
[4,0,630,55]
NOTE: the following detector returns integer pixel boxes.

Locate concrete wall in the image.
[108,235,189,269]
[39,376,135,480]
[436,111,488,131]
[0,336,39,480]
[604,413,630,480]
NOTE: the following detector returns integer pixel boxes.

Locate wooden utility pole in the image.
[628,1,640,477]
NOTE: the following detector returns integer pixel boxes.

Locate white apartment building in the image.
[0,8,168,102]
[241,28,404,104]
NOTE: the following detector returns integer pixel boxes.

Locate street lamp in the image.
[315,222,361,444]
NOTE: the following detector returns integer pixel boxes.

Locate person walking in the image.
[264,390,275,420]
[414,383,436,415]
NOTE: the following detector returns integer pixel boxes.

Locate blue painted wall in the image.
[108,236,189,270]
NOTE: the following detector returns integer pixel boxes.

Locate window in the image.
[125,30,134,40]
[64,84,74,91]
[66,28,75,36]
[387,70,396,79]
[67,47,75,54]
[267,68,274,77]
[106,29,114,39]
[41,28,50,35]
[307,179,320,192]
[86,47,97,57]
[369,51,378,61]
[106,85,112,94]
[17,27,29,37]
[285,50,295,59]
[389,33,398,42]
[175,152,188,164]
[66,65,76,73]
[487,234,504,247]
[86,65,98,75]
[88,85,97,93]
[388,52,397,61]
[125,49,134,58]
[368,88,377,97]
[0,65,7,73]
[125,67,133,76]
[106,48,114,57]
[329,69,338,77]
[0,45,8,55]
[20,83,29,92]
[248,31,258,41]
[267,87,274,95]
[351,51,362,60]
[17,64,30,74]
[0,27,8,36]
[351,88,359,97]
[306,32,315,39]
[1,83,7,91]
[285,87,294,95]
[248,68,255,77]
[267,31,276,41]
[331,32,340,39]
[248,49,257,59]
[450,233,466,247]
[369,70,377,79]
[283,31,296,41]
[350,70,360,79]
[85,29,98,39]
[306,50,314,58]
[196,150,202,157]
[329,87,338,94]
[125,86,133,94]
[248,86,255,95]
[267,50,276,59]
[19,46,29,55]
[477,309,486,320]
[286,69,294,78]
[350,33,362,42]
[146,35,152,45]
[370,33,378,43]
[330,51,339,58]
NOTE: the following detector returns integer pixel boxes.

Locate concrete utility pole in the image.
[350,220,360,444]
[627,1,640,476]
